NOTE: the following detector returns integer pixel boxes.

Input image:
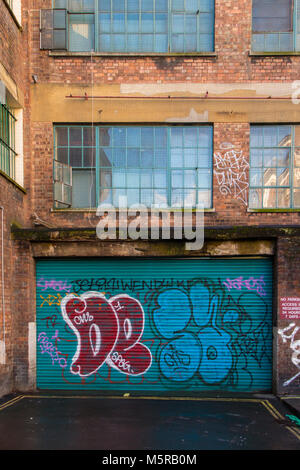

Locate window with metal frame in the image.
[54,125,213,209]
[0,103,16,180]
[252,0,300,52]
[45,0,214,53]
[249,125,300,209]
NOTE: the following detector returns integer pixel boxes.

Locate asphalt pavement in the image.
[0,392,299,451]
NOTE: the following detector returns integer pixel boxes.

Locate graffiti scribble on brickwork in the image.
[214,144,249,205]
[278,322,300,386]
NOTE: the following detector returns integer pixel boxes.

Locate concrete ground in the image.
[0,393,299,451]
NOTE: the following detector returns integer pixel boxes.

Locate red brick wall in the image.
[0,1,24,91]
[1,0,300,396]
[0,1,31,396]
[276,237,300,395]
[26,1,300,227]
[0,175,28,396]
[29,0,300,84]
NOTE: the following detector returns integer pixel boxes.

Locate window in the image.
[42,0,215,53]
[249,125,300,209]
[252,0,300,52]
[5,0,22,24]
[0,103,16,180]
[54,125,213,209]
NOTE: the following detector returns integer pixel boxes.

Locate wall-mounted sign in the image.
[280,297,300,319]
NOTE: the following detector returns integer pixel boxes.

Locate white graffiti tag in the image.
[214,144,249,205]
[278,323,300,386]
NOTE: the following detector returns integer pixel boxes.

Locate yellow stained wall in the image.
[31,83,300,124]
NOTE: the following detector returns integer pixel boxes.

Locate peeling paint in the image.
[120,82,294,98]
[165,108,208,123]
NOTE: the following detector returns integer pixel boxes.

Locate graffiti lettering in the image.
[36,272,272,391]
[37,277,72,292]
[38,331,67,369]
[278,322,300,387]
[41,314,58,328]
[61,292,152,378]
[74,312,94,325]
[214,145,249,205]
[223,276,266,296]
[110,351,134,374]
[71,278,196,294]
[153,281,272,387]
[40,293,63,307]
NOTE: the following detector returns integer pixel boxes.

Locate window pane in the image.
[72,169,96,207]
[69,148,82,167]
[263,126,278,147]
[154,189,168,207]
[184,148,197,167]
[277,188,290,207]
[100,149,113,167]
[56,127,68,146]
[54,125,212,209]
[249,189,262,208]
[83,148,96,166]
[253,0,293,32]
[263,188,277,208]
[57,148,68,164]
[96,0,214,52]
[250,169,262,186]
[277,149,290,166]
[99,127,112,146]
[264,149,277,167]
[54,10,67,29]
[197,189,211,208]
[294,148,300,166]
[251,149,263,167]
[69,14,95,52]
[250,124,297,208]
[277,167,289,186]
[127,149,140,167]
[171,148,183,167]
[294,168,300,186]
[69,127,82,146]
[294,189,300,207]
[83,127,95,146]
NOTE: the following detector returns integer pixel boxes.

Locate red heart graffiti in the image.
[61,293,119,377]
[61,292,152,378]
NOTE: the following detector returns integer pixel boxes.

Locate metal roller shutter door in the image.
[36,257,273,393]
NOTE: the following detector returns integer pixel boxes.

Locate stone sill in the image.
[249,51,300,57]
[248,209,300,213]
[0,169,26,194]
[50,208,216,213]
[49,51,217,58]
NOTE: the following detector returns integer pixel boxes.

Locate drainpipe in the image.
[0,206,5,364]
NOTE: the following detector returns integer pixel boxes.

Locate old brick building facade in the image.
[0,0,300,397]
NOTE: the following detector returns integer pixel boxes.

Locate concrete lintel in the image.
[11,225,300,242]
[30,239,274,258]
